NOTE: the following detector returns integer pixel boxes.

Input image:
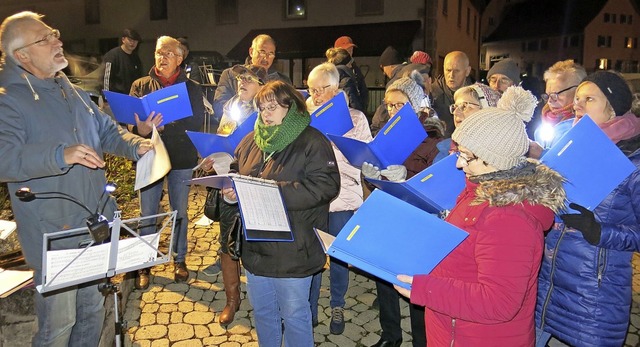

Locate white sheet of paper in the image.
[115,234,160,271]
[194,214,213,226]
[0,268,34,298]
[45,243,110,287]
[135,125,171,190]
[233,178,290,232]
[0,220,17,240]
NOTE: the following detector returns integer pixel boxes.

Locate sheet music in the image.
[45,243,110,287]
[0,268,34,298]
[233,177,291,232]
[115,234,160,271]
[135,125,172,190]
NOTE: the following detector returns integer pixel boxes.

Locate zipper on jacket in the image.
[539,224,567,328]
[450,318,456,347]
[597,247,607,287]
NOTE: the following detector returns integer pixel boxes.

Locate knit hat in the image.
[452,86,537,170]
[379,46,403,67]
[582,71,633,116]
[334,36,357,49]
[487,59,521,85]
[387,70,428,113]
[468,83,502,108]
[410,51,431,65]
[232,64,268,84]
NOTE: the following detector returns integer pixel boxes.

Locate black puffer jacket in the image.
[234,126,340,278]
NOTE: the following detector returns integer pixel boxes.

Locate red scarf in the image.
[541,103,574,125]
[598,112,640,144]
[154,66,181,87]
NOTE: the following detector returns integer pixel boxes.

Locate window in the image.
[443,0,448,15]
[466,7,470,34]
[457,0,462,28]
[612,14,616,23]
[597,35,611,47]
[597,58,610,70]
[604,13,610,23]
[621,14,627,23]
[216,0,238,25]
[541,38,549,51]
[569,35,580,47]
[285,0,306,19]
[626,37,638,49]
[527,40,539,51]
[150,0,167,20]
[630,15,633,24]
[84,0,100,25]
[356,0,383,16]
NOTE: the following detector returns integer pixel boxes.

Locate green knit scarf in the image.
[254,102,311,154]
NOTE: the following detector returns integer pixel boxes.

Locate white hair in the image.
[308,62,340,87]
[0,11,44,65]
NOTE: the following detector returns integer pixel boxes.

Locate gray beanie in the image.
[452,86,537,170]
[387,70,428,113]
[488,59,521,85]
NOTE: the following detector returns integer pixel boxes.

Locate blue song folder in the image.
[309,92,354,136]
[104,82,193,126]
[190,174,294,242]
[541,115,636,211]
[186,112,258,157]
[365,154,465,214]
[318,189,468,289]
[326,103,427,168]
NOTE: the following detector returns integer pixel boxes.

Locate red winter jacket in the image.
[411,163,565,346]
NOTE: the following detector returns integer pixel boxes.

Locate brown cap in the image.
[334,36,357,49]
[232,64,268,85]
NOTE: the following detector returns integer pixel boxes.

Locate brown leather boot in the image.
[219,252,241,326]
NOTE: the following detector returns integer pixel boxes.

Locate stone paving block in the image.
[178,301,194,312]
[203,336,228,346]
[202,290,216,302]
[327,333,358,347]
[184,311,215,325]
[173,339,202,347]
[155,292,185,304]
[230,335,252,344]
[159,303,177,313]
[142,303,159,313]
[170,311,183,323]
[194,301,213,312]
[194,324,211,338]
[208,322,227,336]
[139,312,156,326]
[134,325,167,340]
[123,307,141,323]
[318,342,338,347]
[352,309,378,325]
[165,283,190,293]
[156,312,170,325]
[342,322,366,339]
[150,338,170,347]
[186,287,205,301]
[141,292,156,302]
[168,323,195,341]
[133,340,150,347]
[227,318,252,334]
[220,342,241,347]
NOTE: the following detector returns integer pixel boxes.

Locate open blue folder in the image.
[326,103,427,168]
[104,82,193,126]
[190,174,293,242]
[186,112,257,157]
[541,115,636,211]
[365,154,465,214]
[309,92,354,136]
[319,189,468,289]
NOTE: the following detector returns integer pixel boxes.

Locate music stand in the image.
[38,210,177,346]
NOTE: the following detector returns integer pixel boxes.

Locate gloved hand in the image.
[361,162,381,180]
[381,165,407,182]
[560,203,602,245]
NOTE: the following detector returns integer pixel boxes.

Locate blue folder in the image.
[104,82,193,126]
[309,92,354,136]
[186,112,257,157]
[540,115,636,211]
[322,189,468,289]
[365,154,465,214]
[326,103,427,168]
[190,174,294,242]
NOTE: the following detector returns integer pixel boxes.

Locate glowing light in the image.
[230,105,241,122]
[538,122,555,148]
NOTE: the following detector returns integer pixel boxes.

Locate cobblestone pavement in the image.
[123,186,640,347]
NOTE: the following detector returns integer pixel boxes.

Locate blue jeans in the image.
[535,327,552,347]
[33,280,105,347]
[246,271,314,347]
[139,168,192,262]
[310,210,353,319]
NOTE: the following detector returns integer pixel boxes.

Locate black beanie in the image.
[583,71,632,116]
[379,46,403,67]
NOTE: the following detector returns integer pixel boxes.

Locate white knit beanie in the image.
[452,86,537,170]
[387,70,429,113]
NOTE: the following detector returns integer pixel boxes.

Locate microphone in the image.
[15,183,117,244]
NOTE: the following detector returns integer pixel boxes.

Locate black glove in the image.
[560,203,601,245]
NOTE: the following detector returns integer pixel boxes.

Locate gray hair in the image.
[0,11,44,65]
[156,36,184,57]
[308,62,339,87]
[543,59,587,86]
[251,34,276,50]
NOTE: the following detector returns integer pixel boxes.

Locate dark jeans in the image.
[376,279,426,347]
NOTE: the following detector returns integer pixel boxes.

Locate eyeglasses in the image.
[257,50,276,59]
[259,103,280,112]
[541,85,578,103]
[385,102,406,111]
[455,151,478,165]
[488,76,513,86]
[308,85,331,95]
[154,51,179,59]
[236,74,261,84]
[449,101,481,114]
[13,29,60,53]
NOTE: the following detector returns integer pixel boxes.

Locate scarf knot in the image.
[254,102,311,154]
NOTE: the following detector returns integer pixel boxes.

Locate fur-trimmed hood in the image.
[471,159,566,214]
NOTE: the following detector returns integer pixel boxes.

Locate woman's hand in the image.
[221,187,237,203]
[393,274,413,298]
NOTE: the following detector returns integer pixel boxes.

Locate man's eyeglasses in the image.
[455,151,478,165]
[488,76,513,86]
[385,102,406,111]
[154,51,179,59]
[449,101,480,114]
[236,74,261,84]
[541,85,578,103]
[259,103,280,112]
[308,85,331,95]
[13,29,60,53]
[257,50,276,59]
